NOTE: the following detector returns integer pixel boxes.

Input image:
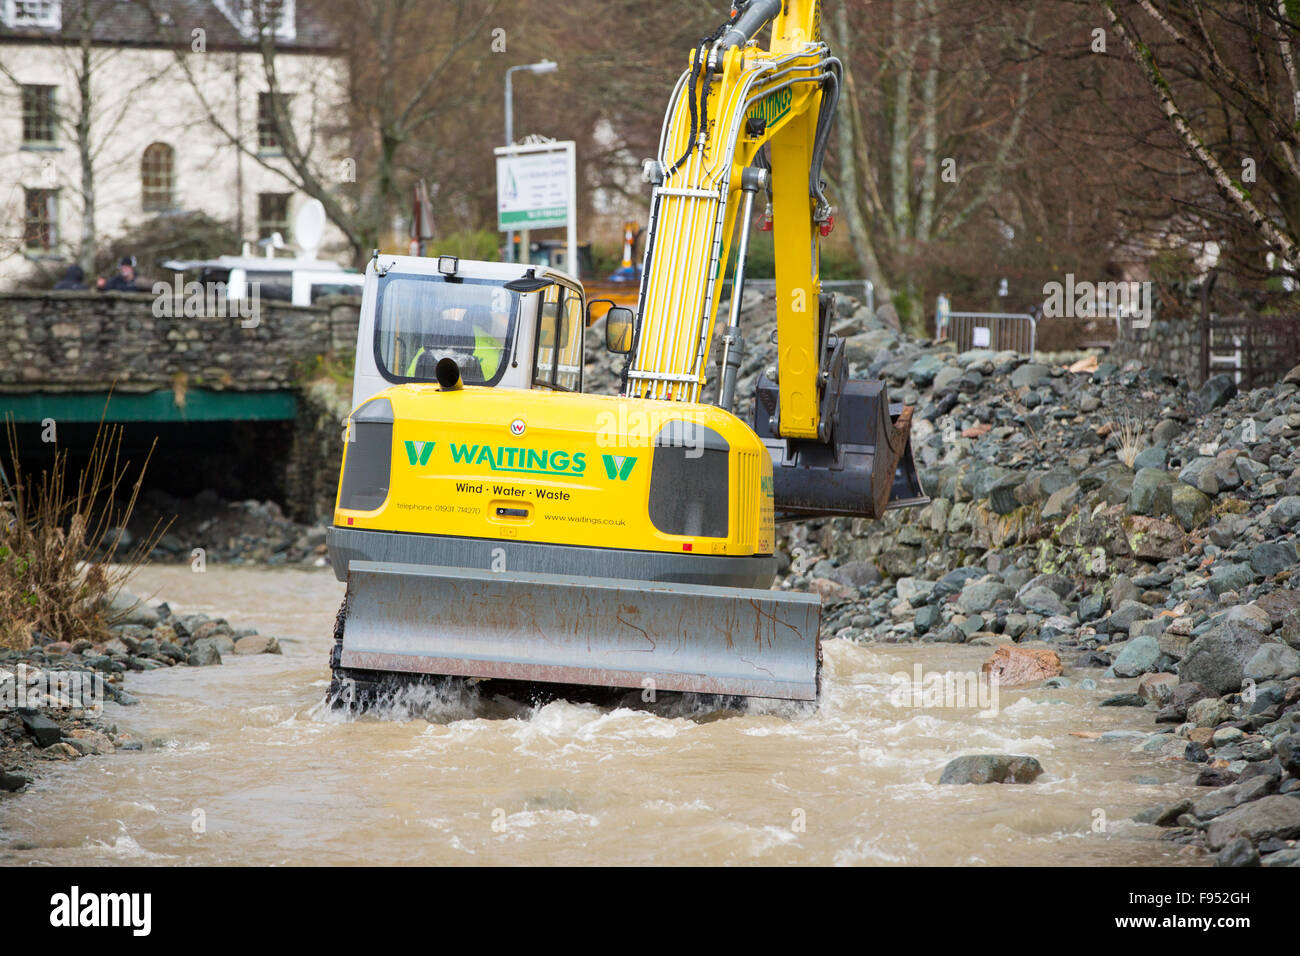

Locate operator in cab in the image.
[405,304,509,383]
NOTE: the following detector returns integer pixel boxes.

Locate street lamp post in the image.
[504,60,557,263]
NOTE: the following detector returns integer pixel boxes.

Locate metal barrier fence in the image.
[1200,314,1300,390]
[940,311,1037,356]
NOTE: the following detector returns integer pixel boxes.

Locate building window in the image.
[21,84,56,145]
[215,0,295,40]
[141,142,175,211]
[3,1,63,30]
[257,91,290,152]
[258,192,291,241]
[23,188,58,252]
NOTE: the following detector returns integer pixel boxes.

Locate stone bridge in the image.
[0,290,360,522]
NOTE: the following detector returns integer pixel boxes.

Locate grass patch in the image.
[295,349,355,389]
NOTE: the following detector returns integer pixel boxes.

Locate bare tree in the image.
[1093,0,1300,273]
[156,0,501,263]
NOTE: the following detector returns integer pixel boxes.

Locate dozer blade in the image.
[338,561,822,701]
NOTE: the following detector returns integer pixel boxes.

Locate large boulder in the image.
[982,645,1062,686]
[1179,623,1264,695]
[1206,795,1300,851]
[938,754,1044,785]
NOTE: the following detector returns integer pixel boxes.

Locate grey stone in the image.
[0,770,33,792]
[1018,585,1069,618]
[1160,482,1213,531]
[1216,837,1260,867]
[1129,468,1173,515]
[1187,696,1231,728]
[1208,562,1255,596]
[957,578,1014,614]
[1244,643,1300,682]
[1100,692,1148,707]
[1135,798,1192,827]
[1220,603,1273,634]
[20,712,62,748]
[1132,446,1168,471]
[932,365,963,392]
[102,588,160,627]
[988,475,1026,515]
[1010,363,1051,389]
[1198,373,1238,411]
[1249,541,1297,577]
[1206,795,1300,851]
[913,605,941,635]
[938,754,1044,785]
[187,638,223,667]
[829,561,882,588]
[1179,457,1221,495]
[1270,496,1300,529]
[907,354,945,387]
[1275,735,1300,776]
[1109,599,1154,632]
[1180,622,1265,695]
[1112,636,1162,677]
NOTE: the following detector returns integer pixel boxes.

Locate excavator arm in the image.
[627,0,926,518]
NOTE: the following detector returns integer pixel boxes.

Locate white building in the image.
[0,0,350,288]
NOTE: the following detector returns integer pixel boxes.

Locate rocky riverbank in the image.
[0,588,281,791]
[121,489,331,567]
[713,290,1300,867]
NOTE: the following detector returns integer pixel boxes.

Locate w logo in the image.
[404,440,435,466]
[602,454,636,480]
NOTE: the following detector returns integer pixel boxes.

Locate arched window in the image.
[141,143,175,212]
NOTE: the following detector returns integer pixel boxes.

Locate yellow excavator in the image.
[326,0,925,706]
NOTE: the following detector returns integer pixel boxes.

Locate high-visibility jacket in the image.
[405,327,501,379]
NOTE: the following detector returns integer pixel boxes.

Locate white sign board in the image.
[972,326,991,348]
[495,142,574,231]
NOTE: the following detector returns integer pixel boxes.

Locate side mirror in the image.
[605,306,635,354]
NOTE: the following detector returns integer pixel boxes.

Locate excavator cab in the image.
[350,254,585,408]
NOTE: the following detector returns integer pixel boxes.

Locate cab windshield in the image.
[373,274,518,386]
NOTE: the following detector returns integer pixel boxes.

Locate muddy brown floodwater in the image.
[0,566,1207,866]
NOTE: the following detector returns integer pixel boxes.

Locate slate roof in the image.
[0,0,338,51]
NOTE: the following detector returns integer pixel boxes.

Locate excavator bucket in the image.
[336,561,823,701]
[753,375,929,520]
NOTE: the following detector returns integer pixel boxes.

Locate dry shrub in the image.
[0,415,169,650]
[1107,415,1148,468]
